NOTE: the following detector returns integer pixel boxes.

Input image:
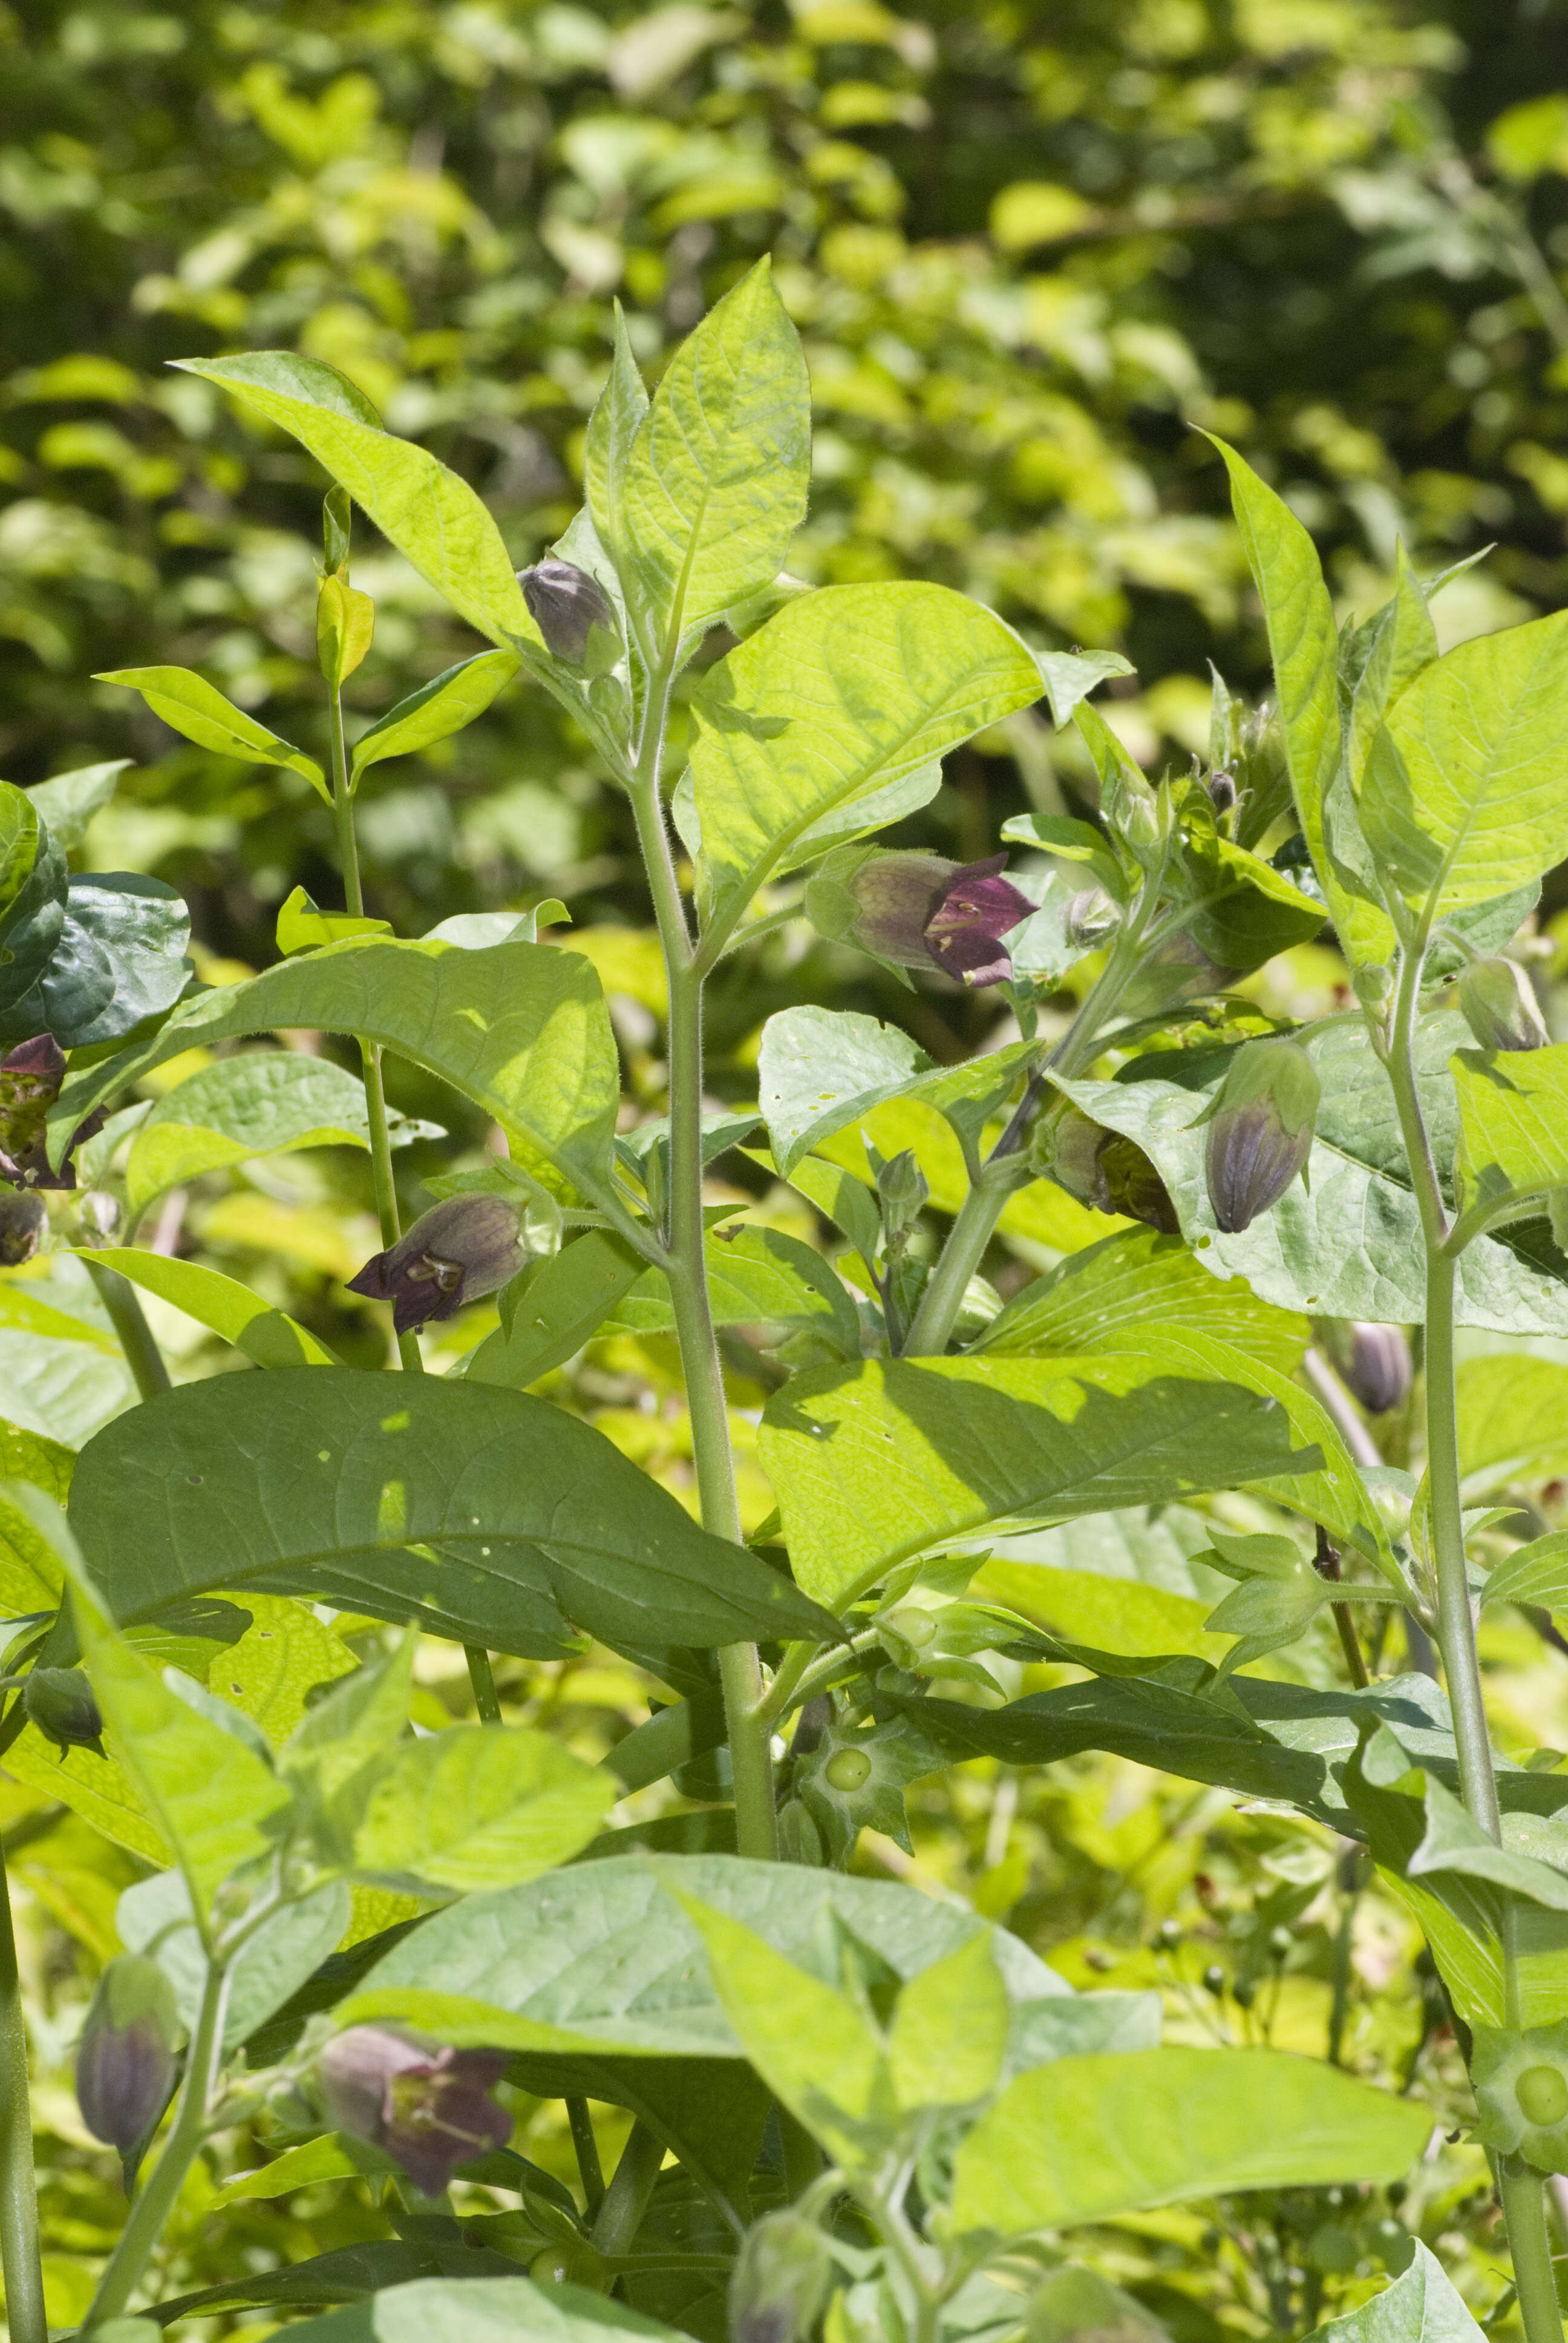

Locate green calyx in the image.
[1472,2020,1568,2172]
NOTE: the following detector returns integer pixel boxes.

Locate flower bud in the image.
[318,2027,513,2196]
[517,560,616,666]
[76,1955,180,2151]
[1203,1038,1319,1233]
[1043,1108,1179,1234]
[1064,886,1119,948]
[1352,963,1394,1012]
[807,848,1034,988]
[1206,769,1237,816]
[323,485,352,575]
[1458,957,1548,1053]
[1331,1323,1412,1416]
[346,1196,526,1335]
[24,1666,105,1759]
[0,1189,44,1266]
[728,2209,832,2343]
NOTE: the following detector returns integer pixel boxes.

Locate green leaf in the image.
[999,812,1128,902]
[0,1419,74,1613]
[76,1248,341,1369]
[5,873,192,1055]
[599,1225,860,1357]
[1302,2243,1485,2343]
[212,2132,397,2207]
[885,1928,1010,2109]
[25,759,128,854]
[950,2047,1430,2238]
[1034,647,1135,727]
[348,650,518,784]
[1407,1771,1568,1913]
[585,302,650,590]
[11,1489,292,1923]
[276,887,392,955]
[174,355,535,652]
[50,937,621,1210]
[94,666,327,798]
[690,583,1042,929]
[1480,1532,1568,1615]
[1458,1355,1568,1492]
[1057,1022,1568,1333]
[338,1852,1064,2056]
[125,1050,435,1219]
[278,2275,685,2342]
[212,1593,359,1746]
[508,2053,770,2233]
[350,1724,615,1893]
[118,1865,351,2050]
[142,2247,534,2328]
[620,258,809,649]
[66,1369,840,1659]
[1452,1042,1568,1225]
[977,1227,1309,1372]
[759,1342,1371,1610]
[758,1004,1036,1177]
[465,1230,648,1391]
[1364,609,1568,910]
[749,1146,883,1279]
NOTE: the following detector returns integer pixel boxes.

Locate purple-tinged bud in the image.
[346,1196,526,1335]
[0,1190,44,1266]
[517,560,617,665]
[1064,886,1119,948]
[318,2027,512,2196]
[1459,957,1548,1053]
[24,1666,105,1759]
[76,1955,179,2152]
[1333,1323,1412,1416]
[806,848,1034,986]
[1204,1038,1319,1233]
[923,855,1037,986]
[0,1035,65,1188]
[728,2209,832,2343]
[1206,770,1237,815]
[1043,1108,1179,1234]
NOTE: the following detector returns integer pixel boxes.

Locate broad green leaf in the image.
[209,1593,359,1746]
[276,886,391,955]
[94,666,327,798]
[139,2245,531,2328]
[0,1418,74,1613]
[26,759,128,854]
[50,937,620,1209]
[886,1930,1009,2109]
[508,2053,771,2232]
[0,807,67,1020]
[465,1230,648,1391]
[124,1051,431,1218]
[950,2047,1430,2237]
[1206,439,1354,933]
[1057,1021,1568,1334]
[3,872,192,1057]
[620,258,809,648]
[1174,819,1327,976]
[10,1490,291,1922]
[976,1558,1231,1666]
[599,1225,860,1356]
[349,650,518,782]
[757,1004,1036,1178]
[978,1227,1309,1372]
[213,2132,396,2207]
[1303,2243,1485,2343]
[1000,811,1128,902]
[66,1369,840,1659]
[665,1884,892,2166]
[1364,609,1568,909]
[1480,1532,1568,1615]
[279,1630,417,1813]
[1458,1355,1568,1492]
[753,1146,882,1277]
[1408,1771,1568,1912]
[174,355,535,651]
[350,1723,615,1892]
[78,1250,341,1368]
[339,1852,1063,2056]
[1452,1043,1568,1225]
[279,2276,684,2343]
[0,1316,132,1448]
[118,1865,351,2050]
[690,583,1042,929]
[759,1341,1374,1610]
[585,302,650,588]
[1034,646,1135,726]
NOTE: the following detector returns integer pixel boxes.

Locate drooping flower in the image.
[1203,1038,1319,1234]
[517,560,617,665]
[1331,1322,1412,1415]
[805,848,1034,987]
[318,2026,512,2195]
[76,1955,180,2152]
[728,2209,832,2343]
[345,1196,526,1335]
[1458,956,1549,1053]
[0,1035,102,1190]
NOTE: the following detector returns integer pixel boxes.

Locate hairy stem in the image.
[1499,2157,1565,2343]
[85,1259,171,1400]
[0,1839,46,2343]
[87,1956,230,2325]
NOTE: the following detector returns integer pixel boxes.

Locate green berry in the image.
[1517,2064,1568,2128]
[824,1746,872,1793]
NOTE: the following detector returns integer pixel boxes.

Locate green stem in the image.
[85,1259,171,1399]
[1500,2157,1565,2343]
[0,1837,46,2343]
[465,1647,501,1723]
[86,1956,229,2325]
[566,2095,606,2218]
[590,2120,664,2258]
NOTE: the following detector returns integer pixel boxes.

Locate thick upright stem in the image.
[590,2120,664,2258]
[86,1958,229,2325]
[85,1259,171,1400]
[1500,2157,1565,2343]
[0,1841,47,2343]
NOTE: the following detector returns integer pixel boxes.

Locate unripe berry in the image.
[823,1747,872,1794]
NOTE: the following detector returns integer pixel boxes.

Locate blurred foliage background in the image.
[5,0,1568,2334]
